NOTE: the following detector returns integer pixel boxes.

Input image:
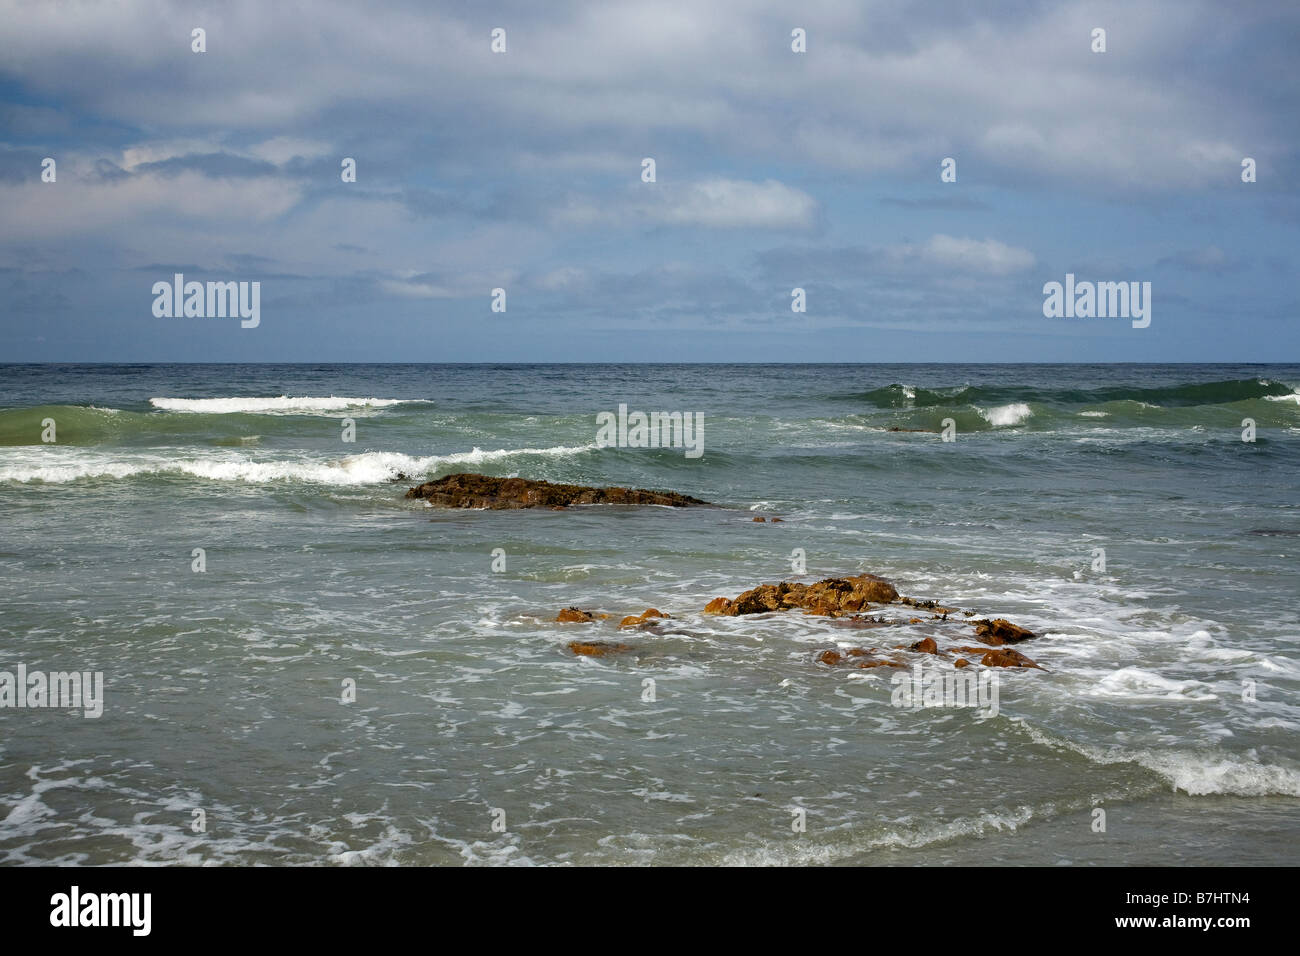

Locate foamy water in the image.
[1,363,1298,866]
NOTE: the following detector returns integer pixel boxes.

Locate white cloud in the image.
[552,178,818,230]
[910,235,1036,276]
[658,178,818,229]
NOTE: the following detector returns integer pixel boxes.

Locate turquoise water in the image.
[1,363,1298,865]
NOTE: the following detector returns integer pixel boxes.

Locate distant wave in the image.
[149,396,430,415]
[838,377,1297,409]
[0,444,599,485]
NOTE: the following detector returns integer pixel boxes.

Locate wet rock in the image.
[555,607,605,623]
[819,647,905,669]
[619,608,670,627]
[953,658,970,669]
[979,647,1041,669]
[909,637,939,654]
[771,517,784,523]
[569,641,633,657]
[708,574,899,618]
[703,597,733,614]
[752,516,767,522]
[406,473,712,509]
[973,618,1036,645]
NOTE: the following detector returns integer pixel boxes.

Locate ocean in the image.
[1,362,1297,866]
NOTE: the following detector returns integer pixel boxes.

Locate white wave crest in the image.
[149,396,429,415]
[1089,667,1217,701]
[0,445,598,485]
[1021,724,1300,796]
[977,402,1032,427]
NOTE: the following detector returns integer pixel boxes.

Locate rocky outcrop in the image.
[979,647,1042,669]
[407,473,712,509]
[547,569,1045,673]
[703,574,899,617]
[555,607,608,623]
[973,618,1036,645]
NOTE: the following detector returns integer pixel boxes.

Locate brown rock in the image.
[620,608,670,627]
[771,517,784,523]
[980,648,1041,669]
[752,516,767,522]
[556,607,597,623]
[910,637,939,654]
[406,473,712,510]
[711,574,898,617]
[817,649,844,666]
[703,597,733,614]
[953,658,970,669]
[568,641,633,657]
[973,618,1036,645]
[846,647,876,657]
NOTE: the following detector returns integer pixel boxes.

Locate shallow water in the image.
[1,363,1297,865]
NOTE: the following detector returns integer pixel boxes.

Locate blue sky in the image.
[0,0,1297,362]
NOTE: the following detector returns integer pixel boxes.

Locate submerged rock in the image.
[619,608,671,627]
[817,647,906,669]
[569,641,633,657]
[407,473,712,509]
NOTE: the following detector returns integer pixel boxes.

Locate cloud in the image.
[552,178,818,230]
[657,178,818,230]
[2,0,1287,190]
[1157,245,1246,274]
[907,235,1036,276]
[757,235,1036,279]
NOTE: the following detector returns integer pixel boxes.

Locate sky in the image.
[0,0,1297,363]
